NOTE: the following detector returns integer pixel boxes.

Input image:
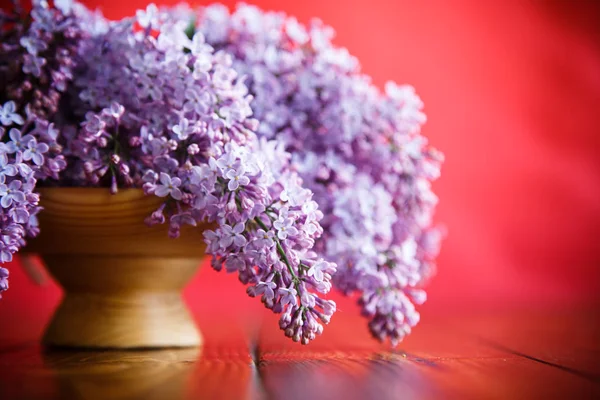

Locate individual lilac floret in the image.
[0,102,24,126]
[154,173,183,200]
[23,139,50,166]
[192,4,444,346]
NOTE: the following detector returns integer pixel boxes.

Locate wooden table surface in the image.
[0,301,598,400]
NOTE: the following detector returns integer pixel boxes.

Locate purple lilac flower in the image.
[0,180,26,208]
[225,166,250,191]
[273,211,298,240]
[0,153,18,184]
[136,4,159,29]
[4,128,34,154]
[219,223,247,248]
[23,138,49,166]
[192,4,444,346]
[154,173,183,200]
[255,228,275,248]
[0,102,24,126]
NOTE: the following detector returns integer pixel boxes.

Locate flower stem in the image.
[254,215,299,283]
[234,193,300,288]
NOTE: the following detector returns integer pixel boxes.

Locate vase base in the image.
[42,291,202,349]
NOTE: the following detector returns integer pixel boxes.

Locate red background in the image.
[2,0,600,339]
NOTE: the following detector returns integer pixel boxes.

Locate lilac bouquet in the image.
[0,0,442,346]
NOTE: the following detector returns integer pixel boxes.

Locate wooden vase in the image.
[24,188,210,349]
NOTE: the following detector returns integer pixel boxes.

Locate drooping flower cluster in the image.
[1,0,443,346]
[0,0,84,298]
[0,1,336,344]
[192,4,444,345]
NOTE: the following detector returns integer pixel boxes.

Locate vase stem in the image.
[41,255,202,349]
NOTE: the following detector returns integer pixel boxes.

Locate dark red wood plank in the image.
[257,305,600,399]
[415,357,600,400]
[445,307,600,378]
[259,353,600,400]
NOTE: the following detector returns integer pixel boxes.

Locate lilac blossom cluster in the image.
[191,4,444,345]
[0,1,337,343]
[0,0,84,298]
[1,0,444,346]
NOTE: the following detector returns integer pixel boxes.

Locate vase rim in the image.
[36,187,153,205]
[38,187,143,192]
